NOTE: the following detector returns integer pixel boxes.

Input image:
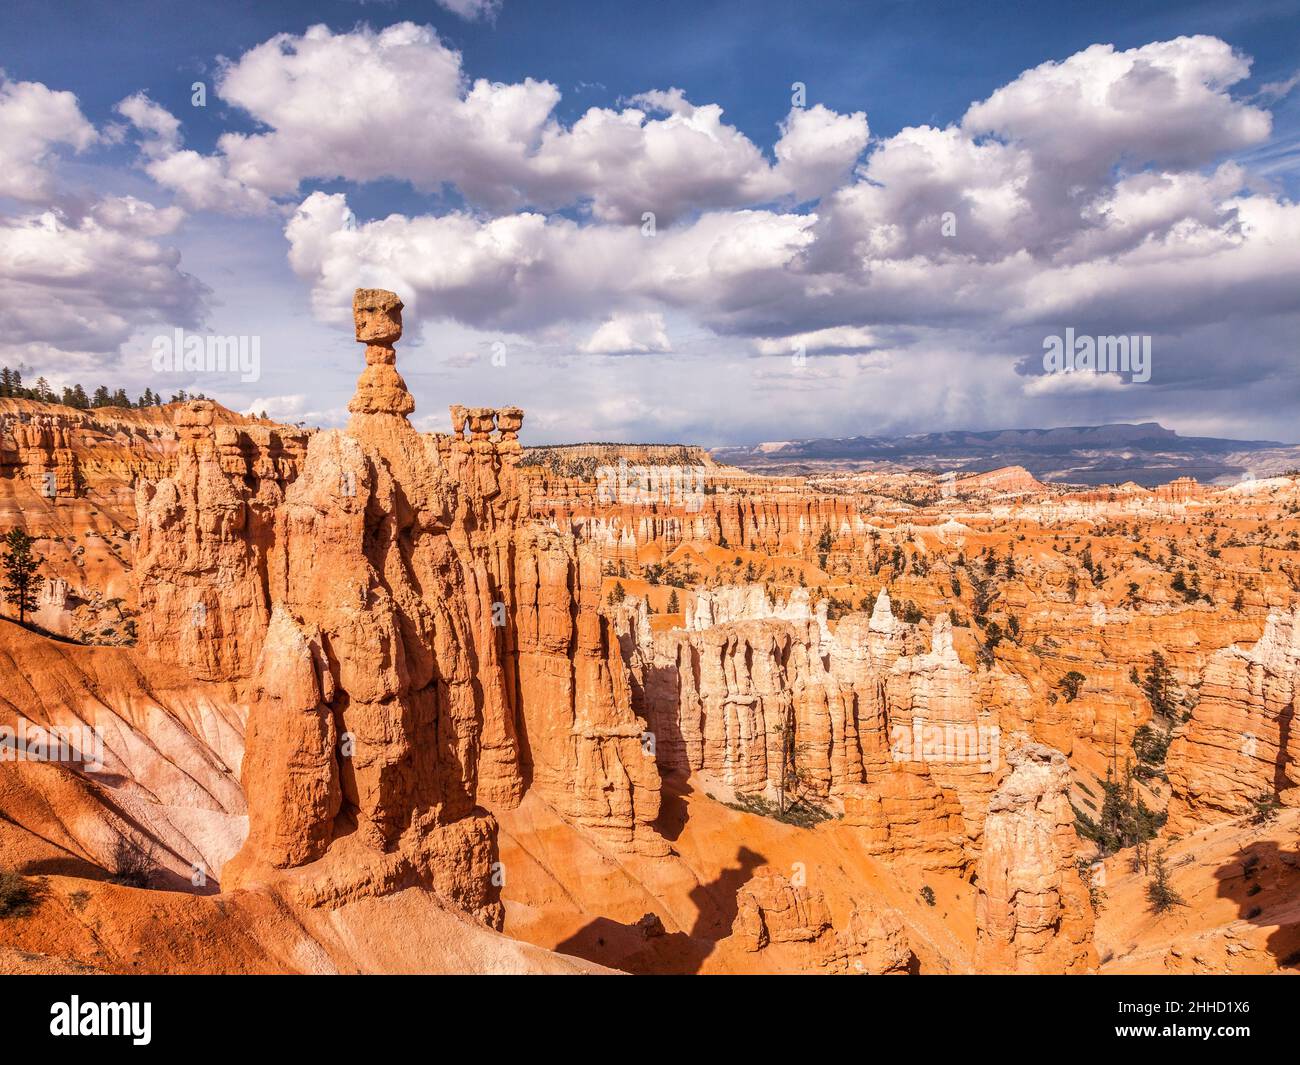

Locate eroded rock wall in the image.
[1167,607,1300,830]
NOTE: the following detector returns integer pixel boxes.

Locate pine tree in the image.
[1142,651,1176,718]
[817,526,833,570]
[1086,752,1164,859]
[777,705,795,816]
[1096,761,1124,855]
[667,589,680,613]
[1059,670,1086,702]
[1,529,44,625]
[1145,847,1184,914]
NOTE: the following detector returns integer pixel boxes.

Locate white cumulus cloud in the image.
[119,22,869,224]
[0,75,98,201]
[581,311,671,354]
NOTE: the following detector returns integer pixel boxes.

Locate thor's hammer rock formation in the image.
[132,288,664,925]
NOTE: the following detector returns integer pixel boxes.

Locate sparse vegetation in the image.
[1131,723,1172,782]
[1074,757,1165,862]
[0,365,198,409]
[1075,858,1106,915]
[1140,651,1178,719]
[1058,670,1086,702]
[0,870,40,918]
[897,599,924,624]
[109,837,159,889]
[1145,848,1185,915]
[1250,791,1282,825]
[977,620,1003,666]
[817,526,833,571]
[725,790,833,828]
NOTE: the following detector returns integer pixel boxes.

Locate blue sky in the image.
[12,1,1300,158]
[2,0,1299,444]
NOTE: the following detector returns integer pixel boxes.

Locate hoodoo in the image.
[975,744,1097,974]
[136,288,667,920]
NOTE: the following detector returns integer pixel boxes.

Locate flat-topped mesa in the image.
[348,288,415,418]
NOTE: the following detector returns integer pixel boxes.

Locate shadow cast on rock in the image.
[555,845,766,974]
[1213,835,1300,969]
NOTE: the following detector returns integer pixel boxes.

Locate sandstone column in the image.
[975,742,1097,974]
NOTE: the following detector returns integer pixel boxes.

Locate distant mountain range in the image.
[710,422,1300,487]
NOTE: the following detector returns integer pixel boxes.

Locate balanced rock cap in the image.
[353,288,404,348]
[349,287,415,416]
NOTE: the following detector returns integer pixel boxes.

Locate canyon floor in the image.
[1,290,1298,975]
